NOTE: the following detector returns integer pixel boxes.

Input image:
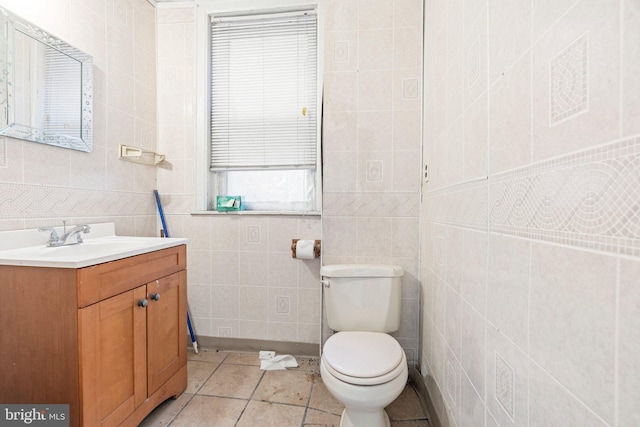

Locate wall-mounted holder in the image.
[118,144,165,166]
[291,239,321,259]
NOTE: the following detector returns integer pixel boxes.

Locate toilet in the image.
[320,264,408,427]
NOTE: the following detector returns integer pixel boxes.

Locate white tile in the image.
[359,29,394,70]
[356,217,393,257]
[529,243,616,424]
[531,0,621,160]
[532,0,581,41]
[622,0,640,136]
[359,70,393,111]
[394,0,423,28]
[238,286,268,321]
[267,252,297,288]
[618,258,640,426]
[445,285,462,360]
[487,234,530,351]
[358,0,394,29]
[529,361,609,427]
[322,111,357,152]
[463,93,488,180]
[357,151,393,192]
[394,26,422,69]
[462,230,488,316]
[187,249,213,284]
[324,71,358,112]
[488,52,532,173]
[460,369,485,427]
[187,283,212,318]
[324,0,358,31]
[446,0,464,65]
[461,302,486,399]
[463,6,488,110]
[392,150,421,192]
[488,0,532,83]
[393,109,422,151]
[445,117,464,187]
[324,31,358,72]
[211,251,239,285]
[358,111,393,152]
[485,326,529,427]
[322,151,358,193]
[238,252,269,287]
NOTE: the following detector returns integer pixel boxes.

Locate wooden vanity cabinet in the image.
[0,245,187,427]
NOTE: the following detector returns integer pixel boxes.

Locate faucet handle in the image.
[73,224,91,244]
[38,226,60,246]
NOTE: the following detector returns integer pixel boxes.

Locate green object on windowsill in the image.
[216,196,245,212]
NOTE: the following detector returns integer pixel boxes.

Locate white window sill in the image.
[191,210,321,217]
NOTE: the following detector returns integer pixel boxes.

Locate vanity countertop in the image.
[0,223,187,268]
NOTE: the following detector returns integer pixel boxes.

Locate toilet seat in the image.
[322,331,405,386]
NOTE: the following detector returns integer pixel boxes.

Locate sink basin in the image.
[0,224,188,268]
[30,239,147,258]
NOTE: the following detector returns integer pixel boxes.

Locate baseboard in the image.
[409,368,441,427]
[194,335,321,357]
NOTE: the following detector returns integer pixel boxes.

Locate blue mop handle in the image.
[154,190,198,352]
[186,311,198,353]
[153,190,170,238]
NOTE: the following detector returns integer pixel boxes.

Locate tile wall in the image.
[155,6,323,346]
[0,0,158,235]
[322,0,424,365]
[155,0,424,358]
[420,0,640,426]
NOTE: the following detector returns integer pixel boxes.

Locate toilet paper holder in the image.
[291,239,321,259]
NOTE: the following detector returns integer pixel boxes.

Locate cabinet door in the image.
[146,270,187,395]
[78,286,147,427]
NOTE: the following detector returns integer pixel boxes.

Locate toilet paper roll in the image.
[291,239,320,259]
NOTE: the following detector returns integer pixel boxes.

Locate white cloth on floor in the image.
[259,351,298,370]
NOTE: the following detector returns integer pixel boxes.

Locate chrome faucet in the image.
[38,223,91,247]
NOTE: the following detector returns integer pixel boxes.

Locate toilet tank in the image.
[321,264,404,333]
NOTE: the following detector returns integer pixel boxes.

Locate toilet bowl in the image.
[321,331,408,427]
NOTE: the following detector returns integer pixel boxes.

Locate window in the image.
[208,8,320,213]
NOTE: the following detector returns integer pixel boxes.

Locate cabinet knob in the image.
[137,299,148,307]
[151,293,160,301]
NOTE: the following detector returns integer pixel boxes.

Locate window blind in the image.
[44,49,82,137]
[210,10,317,171]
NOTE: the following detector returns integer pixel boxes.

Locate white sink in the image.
[0,223,188,268]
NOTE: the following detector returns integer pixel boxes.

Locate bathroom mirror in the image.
[0,7,93,152]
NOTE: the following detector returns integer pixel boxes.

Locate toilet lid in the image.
[323,331,404,382]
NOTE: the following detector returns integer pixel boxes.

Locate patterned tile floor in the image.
[139,349,431,426]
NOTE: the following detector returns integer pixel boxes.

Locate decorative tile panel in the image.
[334,41,349,62]
[246,225,260,243]
[495,351,515,421]
[423,177,488,230]
[366,160,383,181]
[276,296,290,314]
[0,183,155,219]
[490,136,640,256]
[403,78,420,99]
[323,192,420,218]
[425,136,640,257]
[549,33,589,126]
[113,0,129,27]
